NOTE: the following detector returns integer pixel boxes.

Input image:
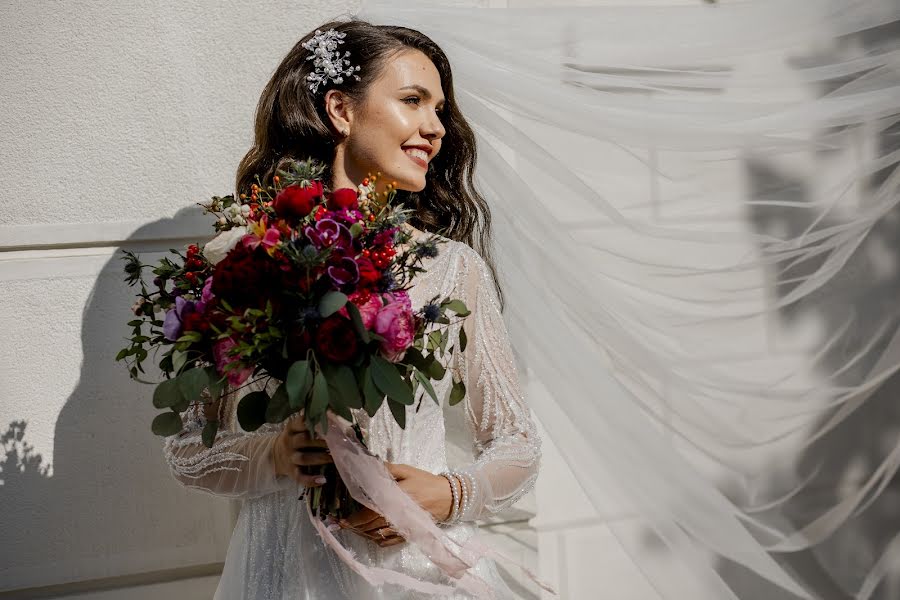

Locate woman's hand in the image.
[271,413,333,486]
[339,462,453,547]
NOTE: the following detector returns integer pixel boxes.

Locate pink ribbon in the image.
[312,413,557,597]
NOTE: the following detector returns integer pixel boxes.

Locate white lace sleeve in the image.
[161,378,296,499]
[452,244,541,521]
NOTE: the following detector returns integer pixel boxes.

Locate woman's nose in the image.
[422,112,445,140]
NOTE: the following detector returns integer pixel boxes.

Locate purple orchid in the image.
[162,296,197,341]
[303,218,353,252]
[327,256,360,286]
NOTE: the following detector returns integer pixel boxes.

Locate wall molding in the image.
[0,214,213,253]
[0,563,223,600]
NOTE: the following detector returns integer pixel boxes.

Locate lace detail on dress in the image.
[452,243,542,521]
[161,379,295,499]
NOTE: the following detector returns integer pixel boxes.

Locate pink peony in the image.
[373,298,416,362]
[213,337,252,386]
[382,290,412,311]
[338,291,382,329]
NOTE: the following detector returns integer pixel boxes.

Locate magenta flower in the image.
[327,256,360,286]
[373,298,416,362]
[303,218,352,252]
[213,337,252,386]
[338,291,382,329]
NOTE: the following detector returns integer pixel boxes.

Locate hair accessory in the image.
[302,28,361,94]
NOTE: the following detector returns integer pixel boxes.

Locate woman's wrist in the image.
[438,471,462,524]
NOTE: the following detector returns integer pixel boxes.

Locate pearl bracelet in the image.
[440,472,460,524]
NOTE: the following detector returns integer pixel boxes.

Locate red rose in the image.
[181,311,209,334]
[327,187,359,211]
[356,256,381,288]
[273,181,323,220]
[286,326,313,360]
[211,244,278,307]
[314,315,358,363]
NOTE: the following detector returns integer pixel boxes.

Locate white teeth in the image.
[404,148,428,161]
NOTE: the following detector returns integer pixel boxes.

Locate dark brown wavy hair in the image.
[235,18,504,309]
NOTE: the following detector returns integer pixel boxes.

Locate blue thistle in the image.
[415,242,439,259]
[422,303,441,322]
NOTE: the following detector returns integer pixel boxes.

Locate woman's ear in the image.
[324,89,352,137]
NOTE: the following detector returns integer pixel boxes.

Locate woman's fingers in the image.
[375,528,405,547]
[289,430,328,448]
[342,507,380,530]
[290,449,333,466]
[287,467,327,487]
[359,517,389,535]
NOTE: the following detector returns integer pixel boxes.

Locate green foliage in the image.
[152,411,183,436]
[362,365,383,417]
[152,378,184,409]
[318,291,347,318]
[237,390,269,432]
[286,359,313,409]
[449,377,466,406]
[178,368,209,404]
[370,355,414,406]
[413,369,438,404]
[202,420,219,448]
[265,383,292,423]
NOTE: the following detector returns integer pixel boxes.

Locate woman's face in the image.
[328,49,447,193]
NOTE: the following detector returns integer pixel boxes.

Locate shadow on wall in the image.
[0,206,225,593]
[716,17,900,600]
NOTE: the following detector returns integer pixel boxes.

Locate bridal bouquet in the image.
[118,158,470,518]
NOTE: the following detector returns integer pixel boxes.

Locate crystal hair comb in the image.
[302,28,361,94]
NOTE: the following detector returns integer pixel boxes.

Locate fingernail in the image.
[315,476,327,485]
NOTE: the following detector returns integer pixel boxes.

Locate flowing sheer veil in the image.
[354,1,900,598]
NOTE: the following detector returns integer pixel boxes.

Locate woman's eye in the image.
[404,96,446,114]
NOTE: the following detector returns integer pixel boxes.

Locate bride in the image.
[163,18,539,600]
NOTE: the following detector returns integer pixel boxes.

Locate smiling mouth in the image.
[403,148,429,169]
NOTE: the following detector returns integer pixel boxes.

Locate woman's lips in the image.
[404,149,428,169]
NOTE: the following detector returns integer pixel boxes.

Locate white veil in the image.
[355,1,900,599]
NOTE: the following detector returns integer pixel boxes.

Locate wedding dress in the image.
[162,233,540,599]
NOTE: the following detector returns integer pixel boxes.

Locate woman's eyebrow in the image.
[398,84,446,105]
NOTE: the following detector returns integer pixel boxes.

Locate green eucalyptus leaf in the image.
[449,378,466,406]
[346,302,370,343]
[237,390,269,432]
[265,383,292,423]
[172,350,189,374]
[371,355,414,405]
[427,356,446,380]
[402,347,428,371]
[459,324,467,352]
[115,348,129,361]
[178,368,209,403]
[362,365,383,417]
[153,377,184,409]
[414,369,438,405]
[205,367,226,401]
[318,291,348,318]
[151,411,184,436]
[201,420,219,448]
[309,369,330,422]
[387,398,407,429]
[327,364,362,409]
[427,331,441,352]
[176,331,203,344]
[286,360,313,409]
[444,299,470,317]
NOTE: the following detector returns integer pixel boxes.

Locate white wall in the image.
[0,1,540,598]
